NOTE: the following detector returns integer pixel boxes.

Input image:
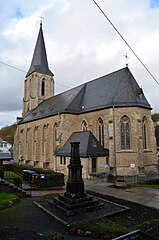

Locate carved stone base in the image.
[49,192,103,216]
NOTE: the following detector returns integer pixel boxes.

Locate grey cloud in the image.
[0,0,159,128]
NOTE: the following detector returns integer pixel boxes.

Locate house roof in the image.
[0,152,12,161]
[20,67,151,124]
[56,131,109,157]
[26,23,53,77]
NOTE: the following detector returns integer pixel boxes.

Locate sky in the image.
[0,0,159,128]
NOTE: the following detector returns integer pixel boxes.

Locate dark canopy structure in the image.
[56,131,109,157]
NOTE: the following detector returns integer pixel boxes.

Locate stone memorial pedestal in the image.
[49,142,102,216]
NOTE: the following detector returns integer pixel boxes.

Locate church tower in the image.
[23,23,54,115]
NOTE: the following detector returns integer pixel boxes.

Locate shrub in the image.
[37,172,64,188]
[12,164,65,188]
[13,177,22,187]
[45,232,64,240]
[0,169,4,178]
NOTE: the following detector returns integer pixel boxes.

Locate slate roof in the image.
[26,23,53,77]
[56,131,109,157]
[20,67,151,124]
[0,152,12,161]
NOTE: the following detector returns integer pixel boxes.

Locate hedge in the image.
[13,164,65,188]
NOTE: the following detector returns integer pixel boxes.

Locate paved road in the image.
[84,179,159,209]
[29,179,159,209]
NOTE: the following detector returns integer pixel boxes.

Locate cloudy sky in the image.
[0,0,159,128]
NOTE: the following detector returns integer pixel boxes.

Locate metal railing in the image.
[112,229,159,240]
[147,224,159,238]
[117,173,159,184]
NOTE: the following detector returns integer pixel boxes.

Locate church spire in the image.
[26,23,53,77]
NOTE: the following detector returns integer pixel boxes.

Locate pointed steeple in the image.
[26,23,53,77]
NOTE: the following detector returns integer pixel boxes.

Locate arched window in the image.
[98,118,104,147]
[29,79,31,95]
[53,123,58,151]
[142,117,147,149]
[41,78,45,96]
[54,123,58,141]
[120,115,130,150]
[42,126,45,154]
[33,127,38,157]
[42,124,48,154]
[27,103,30,112]
[81,120,87,131]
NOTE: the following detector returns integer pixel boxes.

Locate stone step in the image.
[0,179,31,197]
[49,193,104,216]
[53,196,100,210]
[49,199,102,216]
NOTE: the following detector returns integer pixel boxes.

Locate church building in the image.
[14,23,158,179]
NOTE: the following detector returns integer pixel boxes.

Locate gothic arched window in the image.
[27,103,30,112]
[81,120,87,131]
[42,124,48,154]
[54,123,58,141]
[41,78,45,96]
[98,118,104,147]
[142,117,147,149]
[120,115,130,150]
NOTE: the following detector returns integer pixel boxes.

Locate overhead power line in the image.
[0,60,70,89]
[92,0,159,86]
[0,61,26,73]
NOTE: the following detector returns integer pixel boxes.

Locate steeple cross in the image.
[39,14,44,26]
[124,53,129,67]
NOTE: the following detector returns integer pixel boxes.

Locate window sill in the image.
[117,150,135,153]
[143,149,152,153]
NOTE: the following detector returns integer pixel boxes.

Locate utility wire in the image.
[0,59,109,99]
[0,61,26,73]
[1,1,158,88]
[0,60,70,89]
[92,0,159,86]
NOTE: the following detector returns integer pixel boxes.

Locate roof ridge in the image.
[84,67,127,86]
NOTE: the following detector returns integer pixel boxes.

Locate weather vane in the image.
[124,53,129,67]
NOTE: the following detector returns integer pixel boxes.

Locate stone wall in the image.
[13,106,158,178]
[23,72,54,114]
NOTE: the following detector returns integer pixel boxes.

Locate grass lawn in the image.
[0,192,18,211]
[4,171,22,178]
[71,218,130,238]
[3,171,23,184]
[128,183,159,188]
[69,192,159,239]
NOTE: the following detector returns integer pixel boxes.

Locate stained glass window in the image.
[121,116,130,149]
[81,120,87,131]
[98,118,104,147]
[142,117,147,149]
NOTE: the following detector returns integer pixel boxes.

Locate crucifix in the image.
[124,53,129,67]
[39,14,44,25]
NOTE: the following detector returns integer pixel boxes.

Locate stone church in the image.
[14,23,157,178]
